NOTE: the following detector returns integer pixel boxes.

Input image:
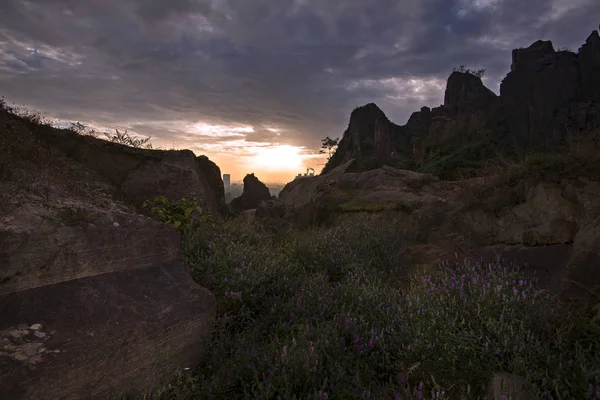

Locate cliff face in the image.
[322,103,411,174]
[444,71,498,114]
[196,155,227,214]
[323,30,600,177]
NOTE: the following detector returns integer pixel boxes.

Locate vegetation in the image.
[452,65,487,79]
[104,128,153,149]
[143,196,215,233]
[319,137,340,161]
[0,97,154,149]
[142,214,600,400]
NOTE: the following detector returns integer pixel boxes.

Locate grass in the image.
[146,214,600,400]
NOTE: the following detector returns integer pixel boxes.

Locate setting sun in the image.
[252,145,303,170]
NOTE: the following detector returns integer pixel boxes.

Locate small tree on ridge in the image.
[320,136,339,161]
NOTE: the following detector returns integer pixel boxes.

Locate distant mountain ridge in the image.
[322,30,600,179]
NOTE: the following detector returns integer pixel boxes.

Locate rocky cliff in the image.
[29,123,226,219]
[0,106,217,399]
[323,103,412,174]
[323,30,600,178]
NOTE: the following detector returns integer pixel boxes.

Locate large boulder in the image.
[255,200,286,219]
[230,173,272,213]
[0,108,216,399]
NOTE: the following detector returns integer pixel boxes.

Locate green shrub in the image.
[143,196,214,233]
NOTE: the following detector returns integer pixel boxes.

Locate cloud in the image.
[1,0,599,181]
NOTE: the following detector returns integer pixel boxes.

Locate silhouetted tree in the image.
[319,136,339,160]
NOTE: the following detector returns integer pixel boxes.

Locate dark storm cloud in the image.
[1,0,599,154]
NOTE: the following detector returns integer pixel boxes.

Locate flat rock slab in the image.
[0,262,215,400]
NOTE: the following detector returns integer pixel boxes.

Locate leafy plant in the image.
[142,196,214,233]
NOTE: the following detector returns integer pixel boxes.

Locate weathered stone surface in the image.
[0,263,215,400]
[230,173,272,213]
[196,155,227,214]
[0,107,217,399]
[0,203,180,294]
[120,150,222,218]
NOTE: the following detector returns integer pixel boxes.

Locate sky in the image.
[1,0,599,184]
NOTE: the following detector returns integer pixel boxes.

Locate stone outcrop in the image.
[196,155,227,214]
[255,199,286,219]
[324,30,600,177]
[500,40,580,148]
[30,124,225,219]
[321,104,412,174]
[444,71,498,114]
[578,30,600,98]
[277,160,600,298]
[0,108,216,399]
[229,173,273,213]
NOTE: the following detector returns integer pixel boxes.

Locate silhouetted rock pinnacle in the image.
[444,71,498,114]
[230,173,272,213]
[321,103,411,174]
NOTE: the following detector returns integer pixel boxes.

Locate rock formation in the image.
[277,158,600,298]
[323,30,600,177]
[322,104,412,174]
[31,125,226,219]
[229,173,273,213]
[0,107,216,399]
[444,71,498,114]
[578,30,600,98]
